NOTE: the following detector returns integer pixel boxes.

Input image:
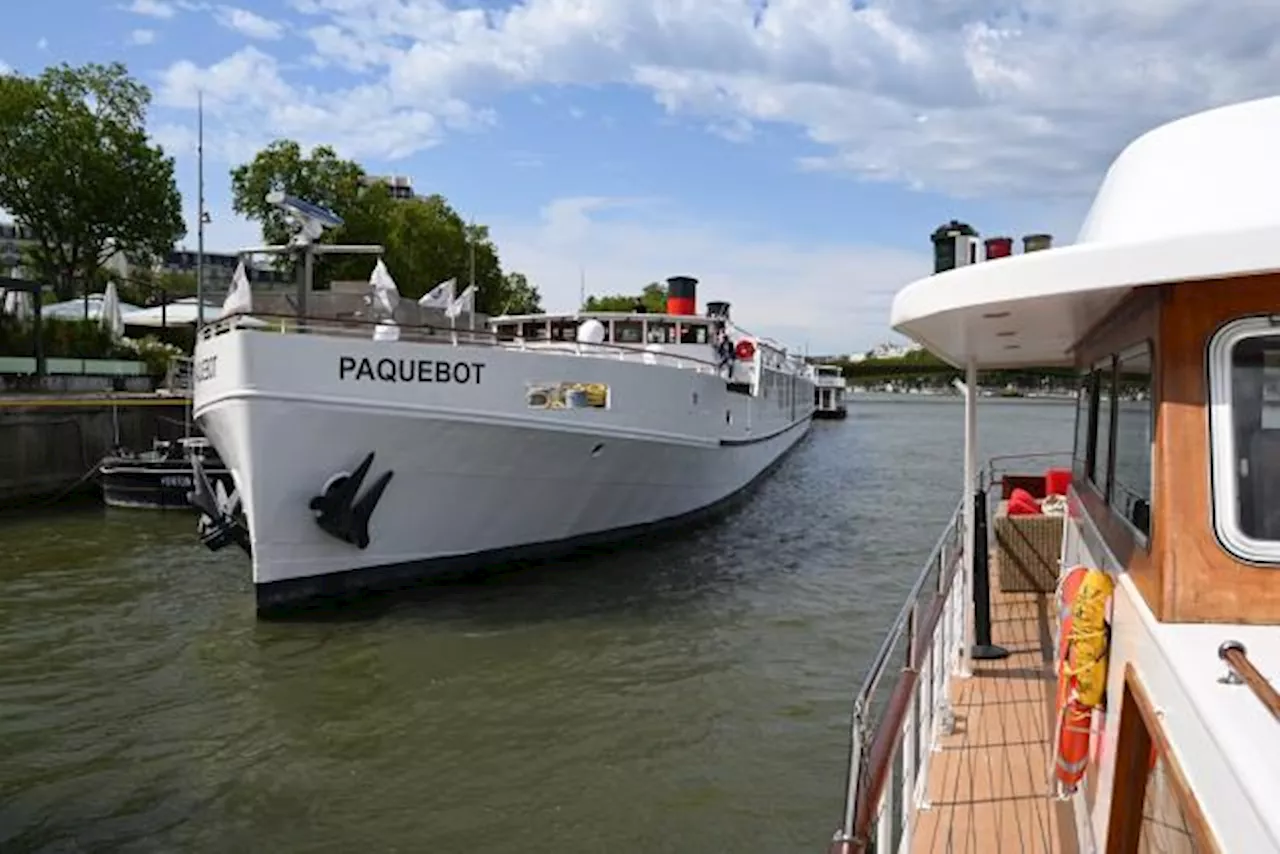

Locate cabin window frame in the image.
[1110,340,1155,547]
[1207,315,1280,565]
[1072,369,1100,484]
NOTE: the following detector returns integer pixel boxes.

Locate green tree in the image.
[497,271,542,315]
[0,62,185,300]
[229,142,526,315]
[583,282,666,312]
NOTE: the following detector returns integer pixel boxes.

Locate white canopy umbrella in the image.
[100,281,124,338]
[1,288,33,320]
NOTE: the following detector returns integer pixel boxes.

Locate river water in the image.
[0,396,1075,853]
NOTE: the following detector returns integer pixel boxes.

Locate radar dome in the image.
[577,318,606,344]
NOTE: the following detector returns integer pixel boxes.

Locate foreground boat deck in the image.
[910,588,1079,854]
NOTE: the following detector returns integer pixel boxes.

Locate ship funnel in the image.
[666,276,698,315]
[1022,233,1053,253]
[930,220,980,273]
[706,300,730,321]
[984,237,1013,259]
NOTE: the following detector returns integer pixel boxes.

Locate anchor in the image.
[188,456,251,555]
[308,451,394,549]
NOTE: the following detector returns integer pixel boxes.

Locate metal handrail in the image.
[198,310,739,372]
[830,497,967,853]
[1219,641,1280,721]
[984,450,1073,491]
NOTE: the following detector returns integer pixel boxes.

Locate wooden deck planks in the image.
[910,589,1079,854]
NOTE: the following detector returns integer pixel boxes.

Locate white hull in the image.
[193,328,813,608]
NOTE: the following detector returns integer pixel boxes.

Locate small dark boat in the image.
[100,437,234,510]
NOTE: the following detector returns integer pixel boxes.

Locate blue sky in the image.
[2,0,1276,353]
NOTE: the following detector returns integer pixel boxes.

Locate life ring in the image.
[1052,565,1114,796]
[735,339,756,360]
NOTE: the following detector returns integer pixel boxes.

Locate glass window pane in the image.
[1114,345,1153,535]
[1230,334,1280,540]
[1094,360,1114,496]
[1073,372,1095,481]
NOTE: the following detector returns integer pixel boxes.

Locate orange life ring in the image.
[735,339,756,360]
[1052,566,1114,795]
[1054,566,1090,791]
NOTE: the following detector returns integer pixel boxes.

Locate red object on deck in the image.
[1045,468,1072,496]
[1008,487,1042,516]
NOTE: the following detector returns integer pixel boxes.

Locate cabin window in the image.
[614,320,643,344]
[520,321,549,340]
[495,323,518,342]
[549,319,578,342]
[1072,371,1097,482]
[679,323,709,345]
[646,321,677,344]
[1093,357,1116,497]
[1112,343,1153,538]
[1208,317,1280,563]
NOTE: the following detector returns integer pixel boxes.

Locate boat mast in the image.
[196,90,205,329]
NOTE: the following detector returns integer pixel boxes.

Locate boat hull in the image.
[813,407,848,420]
[194,328,813,612]
[100,459,235,510]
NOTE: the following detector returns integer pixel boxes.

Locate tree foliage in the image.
[499,272,543,315]
[583,282,667,312]
[229,141,533,316]
[0,62,185,300]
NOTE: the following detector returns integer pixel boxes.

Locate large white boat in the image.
[828,97,1280,853]
[190,261,815,612]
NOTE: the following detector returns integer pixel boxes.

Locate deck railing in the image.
[829,452,1074,853]
[197,311,740,376]
[829,497,968,854]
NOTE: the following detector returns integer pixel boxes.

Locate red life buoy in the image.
[735,340,756,360]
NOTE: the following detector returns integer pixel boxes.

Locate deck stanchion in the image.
[971,487,1009,660]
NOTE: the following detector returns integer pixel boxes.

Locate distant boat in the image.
[808,363,848,419]
[100,436,233,510]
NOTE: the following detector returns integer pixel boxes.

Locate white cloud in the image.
[35,37,48,51]
[154,0,1280,199]
[124,0,175,19]
[490,197,926,354]
[129,28,158,46]
[214,6,286,41]
[157,46,489,162]
[0,60,11,76]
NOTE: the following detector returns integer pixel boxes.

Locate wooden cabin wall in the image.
[1073,288,1165,619]
[1159,274,1280,623]
[1074,274,1280,624]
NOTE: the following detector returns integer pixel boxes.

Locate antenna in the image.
[196,90,205,328]
[579,266,585,309]
[266,191,344,246]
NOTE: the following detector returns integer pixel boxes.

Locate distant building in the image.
[159,250,290,289]
[361,174,416,199]
[0,221,37,278]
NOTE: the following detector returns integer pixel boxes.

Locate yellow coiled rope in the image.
[1060,569,1114,708]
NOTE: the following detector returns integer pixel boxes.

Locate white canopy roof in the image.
[44,293,144,320]
[123,297,224,327]
[890,96,1280,368]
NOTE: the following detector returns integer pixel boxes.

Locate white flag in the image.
[220,261,253,318]
[418,277,455,309]
[445,284,476,320]
[369,259,400,316]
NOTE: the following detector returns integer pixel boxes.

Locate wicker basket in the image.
[993,500,1064,593]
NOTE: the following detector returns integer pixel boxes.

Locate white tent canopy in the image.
[121,297,268,328]
[44,293,144,321]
